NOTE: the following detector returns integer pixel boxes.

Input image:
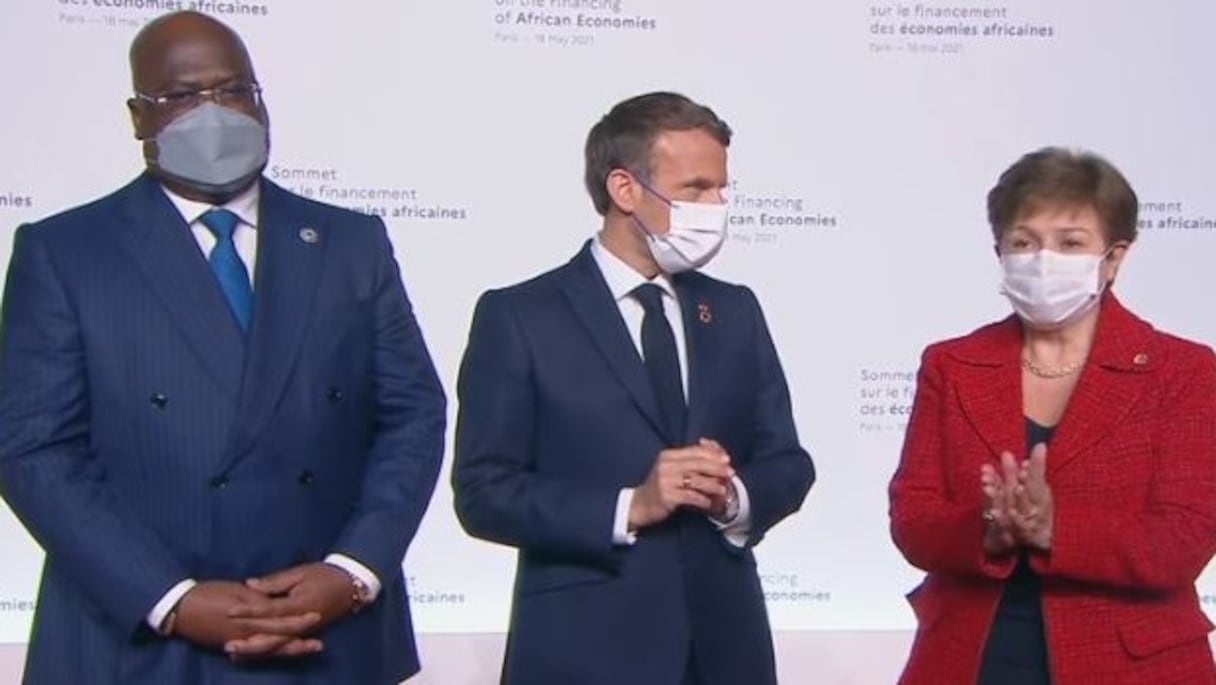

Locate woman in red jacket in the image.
[889,147,1216,685]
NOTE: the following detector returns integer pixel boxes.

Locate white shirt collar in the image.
[590,235,675,302]
[160,182,260,229]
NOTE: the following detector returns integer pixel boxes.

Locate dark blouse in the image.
[976,419,1054,685]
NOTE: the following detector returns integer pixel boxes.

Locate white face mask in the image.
[644,200,728,274]
[632,180,729,274]
[1000,249,1107,328]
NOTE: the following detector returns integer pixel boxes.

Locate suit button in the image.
[209,475,229,489]
[326,387,343,404]
[150,393,168,409]
[297,470,315,486]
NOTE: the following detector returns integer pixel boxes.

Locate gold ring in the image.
[982,510,997,523]
[681,473,692,490]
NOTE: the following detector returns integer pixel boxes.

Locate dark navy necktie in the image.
[632,283,686,443]
[200,209,253,332]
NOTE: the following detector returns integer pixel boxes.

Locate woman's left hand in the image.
[1009,443,1053,550]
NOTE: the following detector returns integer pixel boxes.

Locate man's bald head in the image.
[126,11,269,203]
[129,11,255,96]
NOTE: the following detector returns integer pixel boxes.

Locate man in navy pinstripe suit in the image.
[0,11,445,684]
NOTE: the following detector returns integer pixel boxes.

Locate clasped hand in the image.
[172,562,356,661]
[628,438,738,530]
[979,443,1053,555]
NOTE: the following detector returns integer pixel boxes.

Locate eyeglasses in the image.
[134,83,263,110]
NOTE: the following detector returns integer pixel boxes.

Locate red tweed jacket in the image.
[889,294,1216,685]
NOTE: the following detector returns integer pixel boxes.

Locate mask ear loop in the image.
[622,169,674,207]
[619,168,675,244]
[632,210,700,267]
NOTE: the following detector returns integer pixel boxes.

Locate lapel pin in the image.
[1132,353,1148,366]
[697,302,712,324]
[298,227,319,244]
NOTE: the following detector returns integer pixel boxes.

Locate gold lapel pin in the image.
[697,302,712,324]
[298,227,319,244]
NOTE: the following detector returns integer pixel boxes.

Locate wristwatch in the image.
[710,483,739,524]
[721,483,740,522]
[349,575,373,614]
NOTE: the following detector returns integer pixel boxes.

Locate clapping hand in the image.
[979,444,1053,554]
[1009,444,1053,550]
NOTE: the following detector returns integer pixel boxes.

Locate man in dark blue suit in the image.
[453,92,815,685]
[0,11,445,684]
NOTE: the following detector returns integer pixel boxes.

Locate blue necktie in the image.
[632,283,686,444]
[200,209,253,332]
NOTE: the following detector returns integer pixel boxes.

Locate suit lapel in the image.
[114,175,246,400]
[952,296,1156,476]
[952,319,1026,462]
[1045,366,1144,477]
[559,246,670,442]
[224,180,326,467]
[1043,296,1154,477]
[675,275,717,443]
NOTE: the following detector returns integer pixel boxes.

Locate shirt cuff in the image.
[147,578,197,631]
[712,476,752,548]
[613,488,638,545]
[325,554,382,602]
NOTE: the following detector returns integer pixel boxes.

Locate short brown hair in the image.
[584,92,732,216]
[986,147,1138,244]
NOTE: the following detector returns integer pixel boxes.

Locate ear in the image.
[605,168,642,215]
[127,98,148,141]
[257,100,271,130]
[1103,241,1131,283]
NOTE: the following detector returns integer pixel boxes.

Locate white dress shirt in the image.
[145,184,381,632]
[589,238,752,548]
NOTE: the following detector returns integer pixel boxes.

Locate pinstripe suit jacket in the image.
[0,174,446,684]
[890,294,1216,685]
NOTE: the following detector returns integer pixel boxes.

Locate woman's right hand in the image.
[980,459,1018,555]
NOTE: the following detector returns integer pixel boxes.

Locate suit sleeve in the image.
[888,346,1018,578]
[329,221,446,582]
[1030,347,1216,592]
[0,224,188,633]
[733,287,815,547]
[452,290,621,569]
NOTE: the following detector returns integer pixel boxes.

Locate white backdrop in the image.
[1,0,1215,682]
